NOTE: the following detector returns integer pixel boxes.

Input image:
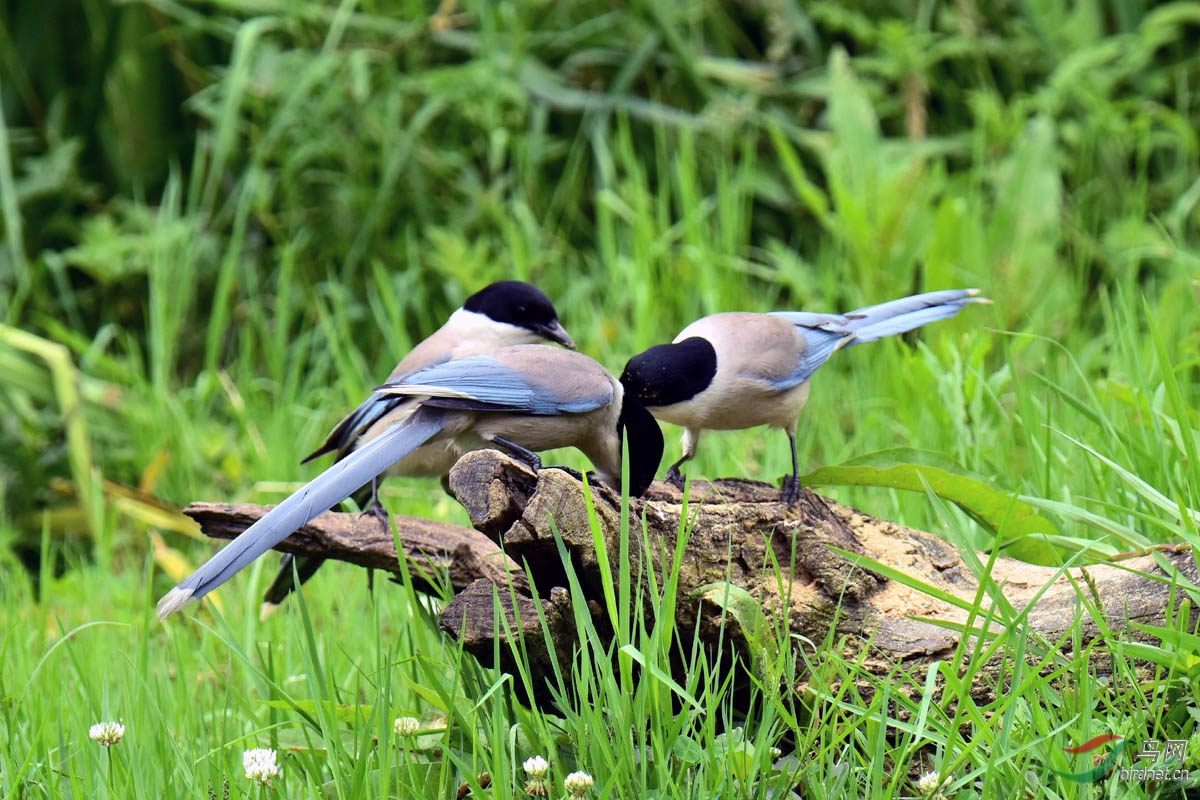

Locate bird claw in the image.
[665,466,687,490]
[490,436,541,473]
[781,475,802,507]
[362,500,390,526]
[506,451,541,475]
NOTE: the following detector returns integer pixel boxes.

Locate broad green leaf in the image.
[691,581,780,669]
[805,448,1061,563]
[672,734,704,764]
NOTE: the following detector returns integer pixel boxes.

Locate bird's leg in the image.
[781,432,802,506]
[485,434,542,473]
[362,475,390,525]
[666,429,700,489]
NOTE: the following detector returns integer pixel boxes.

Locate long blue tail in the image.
[766,289,988,390]
[842,289,987,344]
[156,407,447,618]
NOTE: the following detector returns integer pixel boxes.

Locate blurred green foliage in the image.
[1,0,1198,552]
[6,1,1197,327]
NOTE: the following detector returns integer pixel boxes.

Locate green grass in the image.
[3,0,1200,796]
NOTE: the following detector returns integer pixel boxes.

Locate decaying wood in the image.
[182,502,527,595]
[184,451,1197,708]
[438,450,1199,706]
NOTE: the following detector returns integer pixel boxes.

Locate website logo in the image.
[1052,735,1191,785]
[1052,735,1126,783]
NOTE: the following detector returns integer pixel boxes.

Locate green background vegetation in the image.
[2,0,1199,797]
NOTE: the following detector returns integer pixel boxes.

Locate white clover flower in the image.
[523,755,549,777]
[243,747,281,785]
[563,770,594,798]
[393,716,420,736]
[770,746,783,759]
[915,770,942,796]
[89,721,125,747]
[523,755,550,796]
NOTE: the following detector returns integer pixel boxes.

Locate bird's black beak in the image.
[538,320,576,349]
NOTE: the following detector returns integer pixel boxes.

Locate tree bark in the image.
[181,502,528,596]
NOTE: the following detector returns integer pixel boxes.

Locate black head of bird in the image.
[462,281,575,349]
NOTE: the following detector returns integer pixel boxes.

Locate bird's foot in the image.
[489,435,542,473]
[665,466,687,490]
[517,452,542,473]
[362,500,390,527]
[781,475,803,507]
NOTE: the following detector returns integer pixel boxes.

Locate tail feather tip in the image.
[156,587,196,620]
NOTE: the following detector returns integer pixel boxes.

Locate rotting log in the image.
[438,450,1199,707]
[183,451,1198,708]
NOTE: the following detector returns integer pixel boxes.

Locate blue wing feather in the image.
[378,355,609,415]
